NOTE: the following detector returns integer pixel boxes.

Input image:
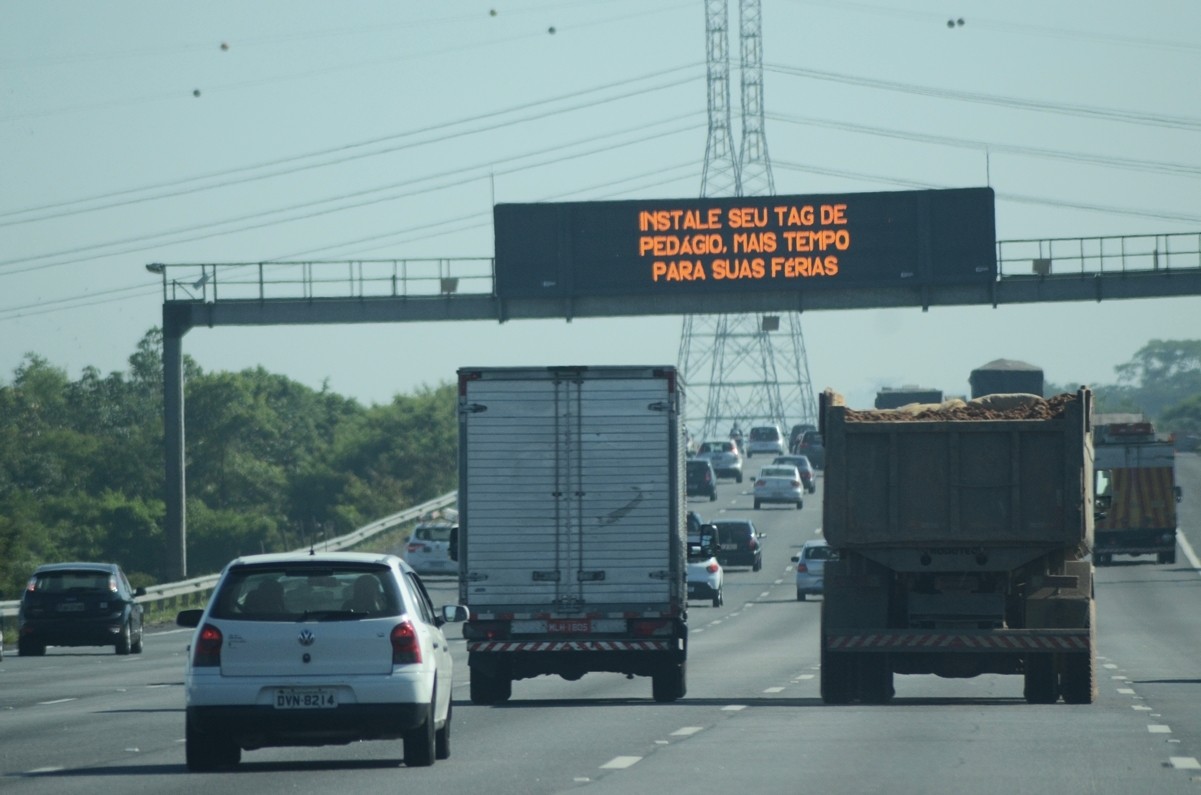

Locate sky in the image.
[3,0,1199,421]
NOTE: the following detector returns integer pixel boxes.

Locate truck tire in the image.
[858,655,894,705]
[470,667,512,705]
[1158,549,1177,565]
[820,646,853,705]
[652,660,686,702]
[1023,654,1058,704]
[1060,652,1097,704]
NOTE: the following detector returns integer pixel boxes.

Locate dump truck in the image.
[819,387,1096,705]
[456,365,689,704]
[1093,416,1180,565]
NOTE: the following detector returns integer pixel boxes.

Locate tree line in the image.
[0,329,456,598]
[1,333,1197,600]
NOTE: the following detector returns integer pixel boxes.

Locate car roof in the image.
[801,538,829,548]
[223,551,407,570]
[32,562,120,574]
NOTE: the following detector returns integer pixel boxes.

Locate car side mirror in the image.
[790,554,800,562]
[135,586,148,597]
[177,608,204,628]
[442,604,469,623]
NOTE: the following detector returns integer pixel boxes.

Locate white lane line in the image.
[601,756,642,769]
[763,687,785,693]
[759,592,771,599]
[793,674,815,681]
[722,704,747,711]
[1116,688,1136,695]
[1103,663,1119,669]
[38,698,77,706]
[1133,705,1153,711]
[1111,675,1128,680]
[1178,532,1201,572]
[1171,757,1201,769]
[671,726,704,736]
[27,767,66,774]
[1148,725,1172,734]
[773,579,784,584]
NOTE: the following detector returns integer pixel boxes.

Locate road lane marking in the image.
[763,687,784,693]
[722,705,747,711]
[1178,532,1201,572]
[601,756,642,769]
[1117,688,1136,695]
[1171,757,1201,769]
[38,698,77,705]
[1133,705,1152,711]
[793,674,815,681]
[1148,725,1172,734]
[759,592,771,598]
[1110,675,1128,680]
[672,727,704,736]
[1103,663,1118,669]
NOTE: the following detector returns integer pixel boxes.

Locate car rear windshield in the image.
[29,570,116,594]
[714,523,751,543]
[210,564,403,621]
[413,525,454,542]
[804,546,835,560]
[761,467,796,478]
[750,427,779,440]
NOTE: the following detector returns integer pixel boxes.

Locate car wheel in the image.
[712,587,723,608]
[186,722,241,771]
[18,638,46,657]
[797,589,806,601]
[736,474,743,483]
[753,559,762,572]
[796,500,804,510]
[115,622,132,655]
[132,625,144,654]
[404,698,437,767]
[709,491,716,502]
[435,699,452,760]
[753,499,760,509]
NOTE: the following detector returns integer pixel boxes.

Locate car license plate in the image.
[275,688,337,709]
[57,602,85,612]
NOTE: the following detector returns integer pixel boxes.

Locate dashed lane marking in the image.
[722,705,747,711]
[1148,725,1172,734]
[763,687,785,693]
[601,756,642,769]
[38,699,77,706]
[671,727,705,736]
[1170,757,1200,769]
[1117,688,1136,695]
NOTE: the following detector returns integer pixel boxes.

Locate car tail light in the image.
[192,624,223,667]
[791,479,801,487]
[406,542,426,553]
[749,538,758,550]
[391,620,423,665]
[706,562,719,573]
[755,479,766,487]
[796,563,808,573]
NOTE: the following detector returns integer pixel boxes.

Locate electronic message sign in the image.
[493,187,995,300]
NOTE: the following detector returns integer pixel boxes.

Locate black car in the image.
[712,520,764,571]
[686,458,718,501]
[795,430,825,469]
[18,562,146,656]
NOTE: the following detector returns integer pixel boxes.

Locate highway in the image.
[2,453,1199,794]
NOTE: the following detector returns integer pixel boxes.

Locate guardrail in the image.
[0,491,457,626]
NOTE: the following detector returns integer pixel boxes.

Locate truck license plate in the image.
[548,619,591,633]
[275,688,337,709]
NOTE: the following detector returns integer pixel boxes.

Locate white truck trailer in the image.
[456,365,689,703]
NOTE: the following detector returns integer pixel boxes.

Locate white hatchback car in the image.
[403,523,458,575]
[746,425,785,457]
[686,533,725,607]
[753,465,804,510]
[176,551,467,771]
[793,539,837,601]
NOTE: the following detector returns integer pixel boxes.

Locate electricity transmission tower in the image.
[678,0,817,440]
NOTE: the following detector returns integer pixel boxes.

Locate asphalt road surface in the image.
[3,454,1199,794]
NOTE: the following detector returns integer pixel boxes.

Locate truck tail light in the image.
[631,619,671,636]
[391,620,422,664]
[463,621,511,640]
[192,624,223,667]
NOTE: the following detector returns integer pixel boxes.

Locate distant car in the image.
[746,425,785,457]
[403,522,458,575]
[712,520,764,571]
[686,530,724,607]
[753,465,804,510]
[795,430,825,469]
[176,551,467,771]
[0,625,4,661]
[17,562,146,656]
[695,439,744,483]
[789,423,817,453]
[772,454,817,493]
[793,539,837,601]
[686,458,719,501]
